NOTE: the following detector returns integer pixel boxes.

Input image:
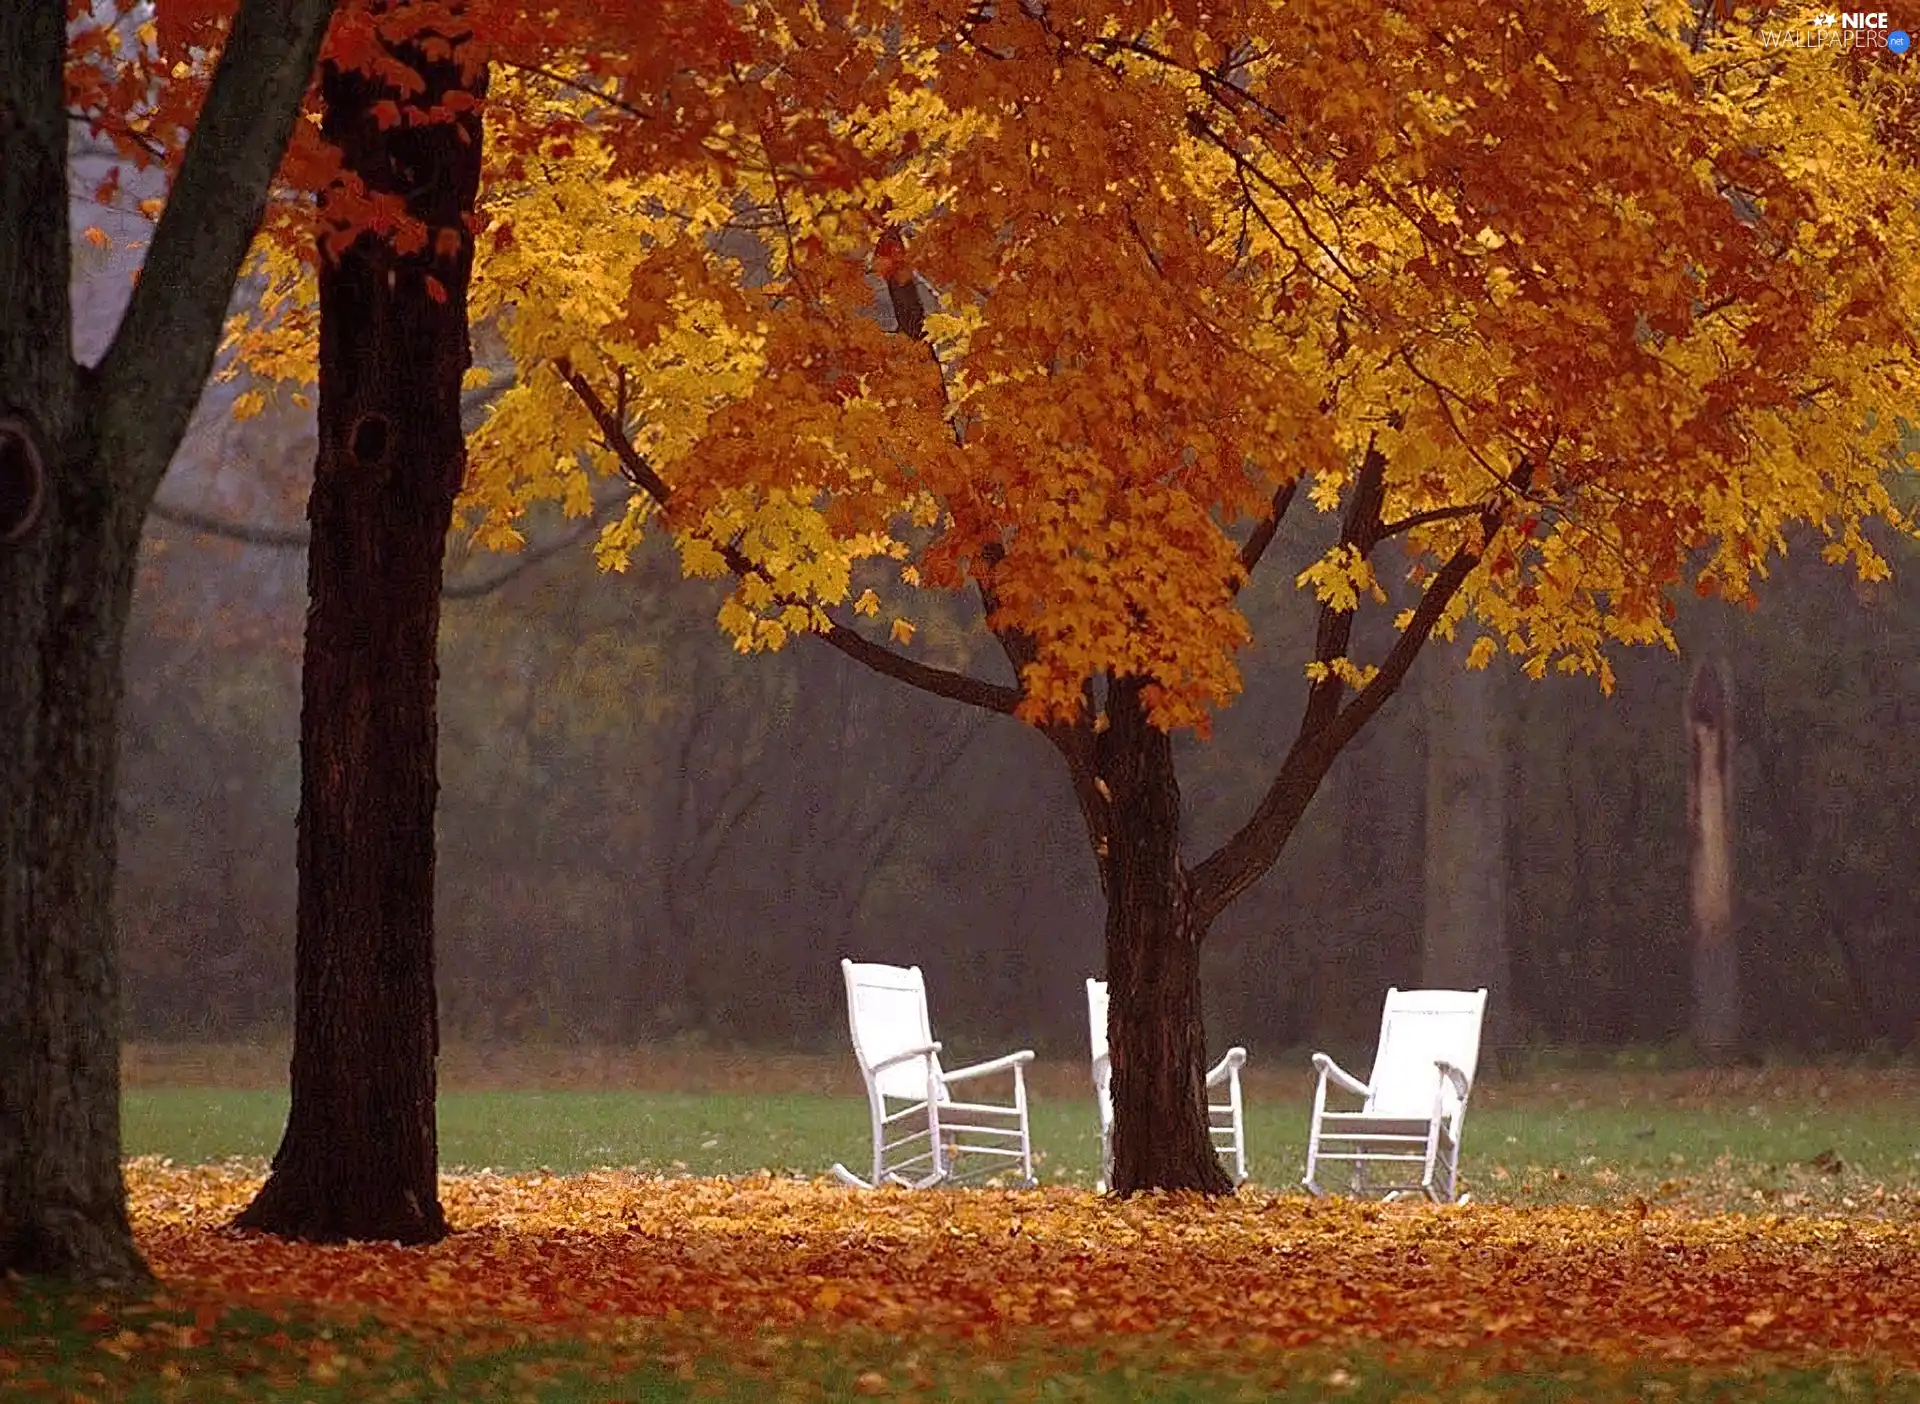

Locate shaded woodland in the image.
[122,402,1920,1061]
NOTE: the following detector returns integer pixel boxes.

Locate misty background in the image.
[79,137,1920,1067]
[121,421,1920,1061]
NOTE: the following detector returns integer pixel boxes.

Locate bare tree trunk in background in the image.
[236,5,484,1244]
[1421,646,1511,1042]
[1687,658,1738,1063]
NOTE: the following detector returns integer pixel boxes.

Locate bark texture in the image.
[235,6,483,1244]
[1100,680,1234,1196]
[1687,658,1738,1063]
[0,0,334,1282]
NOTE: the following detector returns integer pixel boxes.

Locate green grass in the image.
[123,1083,1920,1210]
[8,1283,1918,1403]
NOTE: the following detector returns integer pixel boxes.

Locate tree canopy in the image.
[415,0,1918,743]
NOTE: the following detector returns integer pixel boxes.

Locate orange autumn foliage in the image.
[129,1162,1920,1367]
[453,0,1920,732]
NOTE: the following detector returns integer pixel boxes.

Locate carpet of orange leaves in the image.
[128,1161,1920,1367]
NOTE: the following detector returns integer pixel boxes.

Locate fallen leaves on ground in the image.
[128,1161,1920,1369]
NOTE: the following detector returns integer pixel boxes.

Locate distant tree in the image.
[1422,644,1512,1045]
[1686,658,1738,1064]
[0,0,336,1282]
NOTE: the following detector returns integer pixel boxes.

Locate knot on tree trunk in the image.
[0,414,47,543]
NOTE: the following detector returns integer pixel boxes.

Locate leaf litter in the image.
[124,1160,1920,1371]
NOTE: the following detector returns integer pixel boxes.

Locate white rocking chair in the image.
[1302,986,1487,1204]
[831,960,1036,1189]
[1087,977,1248,1192]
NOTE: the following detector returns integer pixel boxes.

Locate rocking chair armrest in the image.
[941,1049,1035,1083]
[868,1042,942,1075]
[1206,1046,1248,1087]
[1435,1059,1471,1103]
[1311,1052,1370,1097]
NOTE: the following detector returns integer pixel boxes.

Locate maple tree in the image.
[429,0,1918,1193]
[0,0,338,1283]
[212,0,768,1243]
[223,0,490,1247]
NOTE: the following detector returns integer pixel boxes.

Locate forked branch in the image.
[1189,467,1518,928]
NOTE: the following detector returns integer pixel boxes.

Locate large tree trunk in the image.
[1421,645,1512,1036]
[0,8,142,1286]
[0,420,147,1284]
[1100,680,1233,1196]
[0,0,335,1282]
[1686,658,1738,1063]
[236,7,483,1244]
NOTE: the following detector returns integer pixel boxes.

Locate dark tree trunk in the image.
[0,419,147,1284]
[235,7,484,1244]
[1,0,335,1282]
[1686,658,1738,1064]
[1101,680,1233,1196]
[0,6,143,1285]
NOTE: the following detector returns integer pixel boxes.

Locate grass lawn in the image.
[121,1045,1920,1213]
[10,1046,1917,1401]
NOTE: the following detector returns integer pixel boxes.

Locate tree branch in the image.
[94,0,338,500]
[147,495,309,547]
[817,619,1019,713]
[556,359,676,506]
[558,357,1021,716]
[1299,440,1388,739]
[1235,476,1299,586]
[147,477,625,602]
[1378,501,1485,539]
[1189,469,1520,929]
[438,518,599,600]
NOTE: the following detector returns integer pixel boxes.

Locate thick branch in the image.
[1040,689,1112,897]
[94,0,338,499]
[557,360,676,506]
[818,620,1019,713]
[1,0,76,428]
[559,359,1020,716]
[1189,490,1510,929]
[1299,441,1388,739]
[1235,476,1299,586]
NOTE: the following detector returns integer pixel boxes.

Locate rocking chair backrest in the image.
[1086,977,1112,1118]
[1365,987,1487,1119]
[843,960,940,1102]
[1087,978,1110,1065]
